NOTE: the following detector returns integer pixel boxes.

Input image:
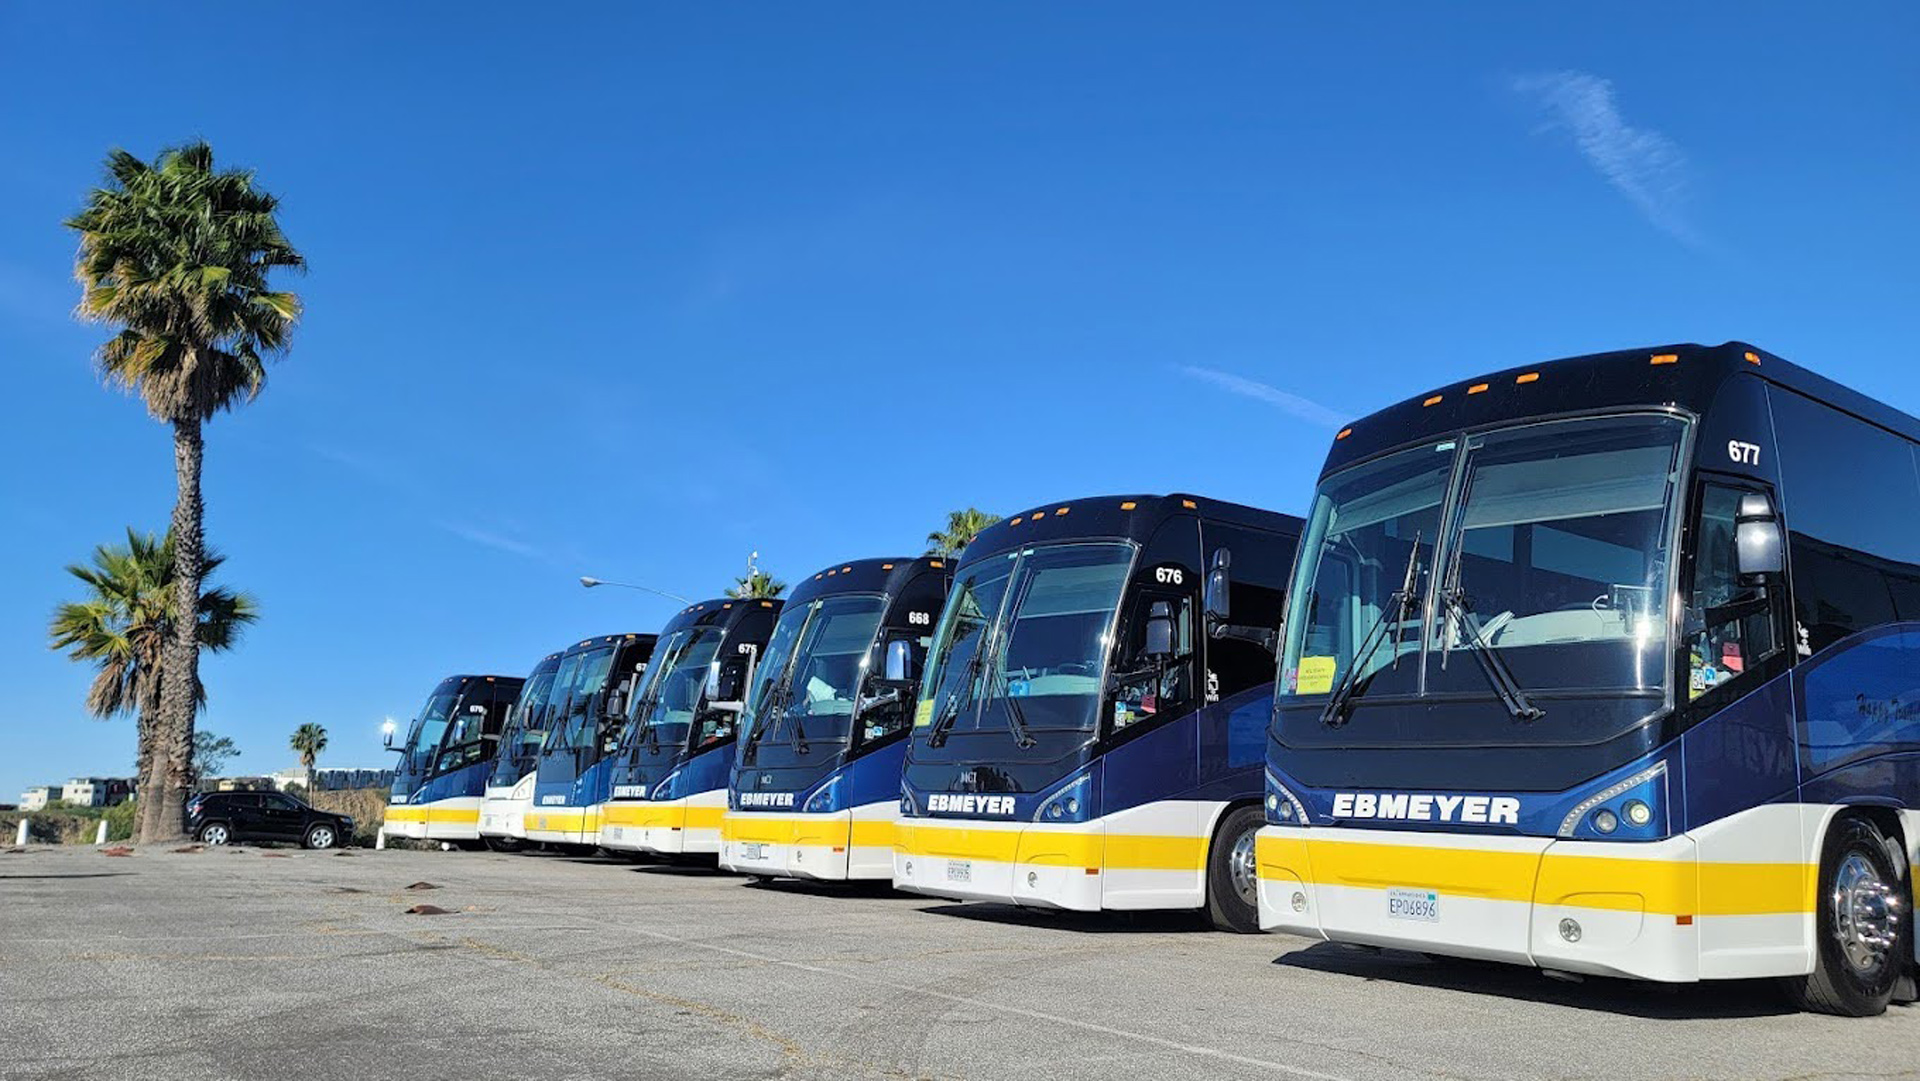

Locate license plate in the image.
[1387,887,1440,922]
[946,859,972,884]
[741,842,768,860]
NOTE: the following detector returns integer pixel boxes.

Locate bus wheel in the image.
[1785,816,1909,1016]
[483,837,524,853]
[1205,806,1265,934]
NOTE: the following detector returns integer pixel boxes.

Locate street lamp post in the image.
[579,577,694,605]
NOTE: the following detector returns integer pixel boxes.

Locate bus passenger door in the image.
[1103,588,1204,907]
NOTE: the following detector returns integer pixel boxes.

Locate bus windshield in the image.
[1280,413,1687,711]
[917,542,1132,744]
[553,646,616,752]
[404,687,459,775]
[742,594,887,750]
[628,626,725,753]
[489,667,559,784]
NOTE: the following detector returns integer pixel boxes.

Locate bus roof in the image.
[786,556,945,607]
[556,632,652,658]
[959,493,1302,565]
[658,595,783,636]
[1323,341,1920,477]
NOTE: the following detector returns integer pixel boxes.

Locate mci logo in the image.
[926,793,1017,816]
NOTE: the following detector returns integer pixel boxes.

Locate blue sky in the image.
[3,4,1917,798]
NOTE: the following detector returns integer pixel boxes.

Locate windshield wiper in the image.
[1320,533,1424,728]
[988,663,1038,750]
[1439,587,1544,722]
[926,651,984,748]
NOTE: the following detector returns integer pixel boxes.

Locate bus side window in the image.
[1685,483,1780,700]
[1112,593,1194,730]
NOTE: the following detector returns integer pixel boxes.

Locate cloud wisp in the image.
[1512,70,1697,245]
[436,520,545,561]
[1177,365,1348,429]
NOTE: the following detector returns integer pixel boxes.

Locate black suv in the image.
[185,791,353,849]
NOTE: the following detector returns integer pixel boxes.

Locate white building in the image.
[20,786,63,811]
[60,777,133,808]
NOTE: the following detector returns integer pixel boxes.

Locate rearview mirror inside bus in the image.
[1735,492,1784,580]
[1205,548,1232,625]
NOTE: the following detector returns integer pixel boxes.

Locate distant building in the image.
[20,786,64,812]
[268,766,392,792]
[206,776,275,793]
[60,777,134,808]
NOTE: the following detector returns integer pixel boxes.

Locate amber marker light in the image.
[1744,351,1761,364]
[1650,353,1679,365]
[1054,507,1069,516]
[1468,383,1489,395]
[1516,372,1540,384]
[1181,499,1197,509]
[1336,428,1352,440]
[1423,395,1444,407]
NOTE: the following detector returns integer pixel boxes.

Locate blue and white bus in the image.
[894,495,1300,930]
[1259,341,1919,1015]
[721,557,952,881]
[598,598,782,857]
[381,673,525,846]
[521,633,656,849]
[477,650,562,851]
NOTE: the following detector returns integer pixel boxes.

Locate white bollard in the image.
[375,829,386,850]
[14,818,27,846]
[95,820,109,845]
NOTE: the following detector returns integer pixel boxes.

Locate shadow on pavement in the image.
[1270,941,1811,1020]
[915,901,1214,934]
[0,872,137,880]
[738,877,916,901]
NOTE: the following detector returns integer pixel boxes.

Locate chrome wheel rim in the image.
[1833,852,1900,975]
[310,827,334,849]
[202,825,228,846]
[1229,825,1260,908]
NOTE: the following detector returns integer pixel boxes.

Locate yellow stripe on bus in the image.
[384,805,480,825]
[599,803,726,830]
[893,823,1208,871]
[1255,834,1814,916]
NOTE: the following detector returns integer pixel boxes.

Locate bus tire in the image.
[1784,815,1909,1017]
[1205,805,1265,934]
[483,837,524,853]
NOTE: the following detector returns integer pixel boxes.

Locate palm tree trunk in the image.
[134,706,160,841]
[148,419,205,844]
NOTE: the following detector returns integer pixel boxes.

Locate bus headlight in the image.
[651,771,681,802]
[1265,769,1308,827]
[1557,761,1669,840]
[1033,772,1092,824]
[803,775,845,814]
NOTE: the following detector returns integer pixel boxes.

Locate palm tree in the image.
[926,507,1001,556]
[727,571,787,599]
[67,141,303,840]
[289,723,328,793]
[49,529,257,841]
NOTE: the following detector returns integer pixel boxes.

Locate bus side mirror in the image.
[1735,493,1783,581]
[884,638,914,683]
[606,677,631,718]
[1144,601,1176,659]
[707,659,746,704]
[1204,548,1231,625]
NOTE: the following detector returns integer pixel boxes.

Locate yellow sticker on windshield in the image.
[1297,656,1338,696]
[914,699,934,727]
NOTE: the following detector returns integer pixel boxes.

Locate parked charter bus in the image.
[1259,341,1920,1015]
[894,495,1301,931]
[598,598,782,857]
[381,674,525,845]
[523,632,657,847]
[477,650,562,851]
[721,556,953,881]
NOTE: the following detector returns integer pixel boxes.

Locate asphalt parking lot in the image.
[1,844,1914,1081]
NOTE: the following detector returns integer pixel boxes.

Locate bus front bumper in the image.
[477,790,531,841]
[718,802,896,880]
[892,818,1106,911]
[598,791,725,855]
[380,799,481,842]
[1253,824,1814,983]
[523,803,600,847]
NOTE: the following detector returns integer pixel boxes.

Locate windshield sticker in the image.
[1297,656,1337,695]
[914,699,933,727]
